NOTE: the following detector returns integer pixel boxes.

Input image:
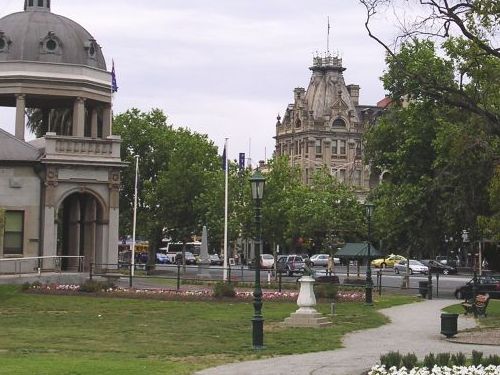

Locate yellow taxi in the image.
[371,254,406,268]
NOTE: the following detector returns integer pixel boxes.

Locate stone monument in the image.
[283,273,332,328]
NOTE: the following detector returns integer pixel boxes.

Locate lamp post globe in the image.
[250,170,265,349]
[365,202,374,305]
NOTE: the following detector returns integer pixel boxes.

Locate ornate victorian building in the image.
[275,53,382,199]
[0,1,123,272]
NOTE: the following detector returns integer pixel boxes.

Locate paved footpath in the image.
[196,299,499,375]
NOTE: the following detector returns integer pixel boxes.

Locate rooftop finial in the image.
[24,0,51,12]
[327,16,331,54]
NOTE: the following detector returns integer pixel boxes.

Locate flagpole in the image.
[131,155,139,277]
[223,138,229,282]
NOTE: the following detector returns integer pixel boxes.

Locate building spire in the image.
[24,0,51,12]
[327,16,331,54]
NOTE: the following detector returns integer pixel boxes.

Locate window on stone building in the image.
[28,0,34,6]
[338,169,345,182]
[332,118,346,127]
[315,139,322,155]
[38,0,43,6]
[354,170,362,186]
[339,140,346,155]
[356,141,362,157]
[3,211,24,255]
[331,140,338,155]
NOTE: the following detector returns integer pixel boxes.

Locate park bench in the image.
[315,275,340,284]
[461,293,490,317]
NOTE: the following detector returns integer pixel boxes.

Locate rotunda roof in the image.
[0,2,106,70]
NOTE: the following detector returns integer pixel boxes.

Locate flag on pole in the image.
[221,144,227,171]
[238,153,245,171]
[111,59,118,93]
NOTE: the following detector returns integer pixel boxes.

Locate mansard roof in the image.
[0,128,41,162]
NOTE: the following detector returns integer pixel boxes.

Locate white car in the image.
[394,260,428,275]
[260,254,275,269]
[310,254,340,267]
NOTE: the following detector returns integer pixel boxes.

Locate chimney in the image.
[347,84,360,106]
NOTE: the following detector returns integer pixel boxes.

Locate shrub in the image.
[314,284,337,299]
[213,282,236,298]
[31,281,42,288]
[21,282,31,291]
[79,279,114,293]
[423,353,436,369]
[343,278,366,286]
[451,352,466,366]
[484,354,500,366]
[380,351,402,369]
[471,350,483,366]
[401,353,418,370]
[436,352,450,367]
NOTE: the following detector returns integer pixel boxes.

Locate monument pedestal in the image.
[283,275,331,328]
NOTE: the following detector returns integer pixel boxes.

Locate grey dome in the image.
[0,6,106,70]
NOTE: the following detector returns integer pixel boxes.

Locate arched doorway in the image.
[56,192,105,271]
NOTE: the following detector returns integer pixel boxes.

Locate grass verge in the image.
[0,285,417,375]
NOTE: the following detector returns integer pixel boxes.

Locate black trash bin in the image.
[418,281,428,298]
[441,313,458,338]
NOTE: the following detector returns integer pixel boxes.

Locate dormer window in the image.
[84,39,98,59]
[332,118,346,128]
[0,32,11,53]
[40,32,62,55]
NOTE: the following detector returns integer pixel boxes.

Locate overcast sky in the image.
[0,0,398,163]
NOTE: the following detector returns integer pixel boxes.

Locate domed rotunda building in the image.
[0,0,123,273]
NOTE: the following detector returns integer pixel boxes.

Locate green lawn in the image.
[0,285,416,375]
[444,298,500,328]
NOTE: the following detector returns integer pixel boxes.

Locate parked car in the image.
[248,254,275,269]
[436,255,460,267]
[175,251,197,265]
[393,259,428,275]
[155,252,170,264]
[371,254,406,268]
[454,275,500,300]
[420,259,457,275]
[310,254,341,267]
[260,254,275,269]
[209,254,223,266]
[310,254,329,267]
[276,255,305,276]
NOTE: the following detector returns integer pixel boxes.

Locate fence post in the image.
[129,263,133,288]
[377,270,382,296]
[177,263,181,291]
[89,262,93,281]
[278,272,282,293]
[228,264,231,283]
[435,272,439,297]
[241,265,244,281]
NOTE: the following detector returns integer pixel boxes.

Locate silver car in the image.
[394,260,428,275]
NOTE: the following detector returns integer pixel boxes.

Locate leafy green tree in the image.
[359,0,499,258]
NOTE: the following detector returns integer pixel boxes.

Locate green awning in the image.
[335,242,382,259]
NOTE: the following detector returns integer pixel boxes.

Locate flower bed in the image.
[25,282,367,303]
[369,364,500,375]
[25,283,299,301]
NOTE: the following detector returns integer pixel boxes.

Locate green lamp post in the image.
[365,202,374,305]
[250,170,265,349]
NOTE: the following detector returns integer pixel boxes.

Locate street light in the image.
[250,169,265,349]
[365,202,374,305]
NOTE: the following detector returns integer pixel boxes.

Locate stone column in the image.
[90,108,98,138]
[102,104,112,138]
[72,97,86,137]
[15,94,26,141]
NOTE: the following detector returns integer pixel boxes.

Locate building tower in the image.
[0,1,123,272]
[275,52,382,199]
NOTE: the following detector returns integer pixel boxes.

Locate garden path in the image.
[196,299,499,375]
